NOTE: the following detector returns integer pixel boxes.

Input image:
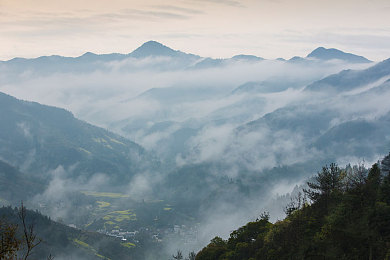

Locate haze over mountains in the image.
[0,92,149,184]
[0,41,372,73]
[0,41,389,258]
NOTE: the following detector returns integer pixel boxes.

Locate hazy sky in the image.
[1,0,390,60]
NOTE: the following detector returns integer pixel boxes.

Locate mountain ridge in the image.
[304,57,390,92]
[0,91,152,185]
[307,46,372,63]
[0,42,374,63]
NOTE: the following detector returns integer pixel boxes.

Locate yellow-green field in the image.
[103,210,137,222]
[96,201,111,208]
[78,147,92,155]
[105,135,126,146]
[93,138,113,149]
[121,242,136,248]
[81,191,130,198]
[73,238,110,260]
[144,199,164,203]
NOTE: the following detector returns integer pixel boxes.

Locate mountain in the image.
[129,41,199,59]
[0,41,201,79]
[1,43,373,79]
[236,95,390,164]
[229,59,390,169]
[307,47,371,63]
[313,118,389,157]
[0,160,43,204]
[231,79,306,94]
[0,91,151,185]
[1,41,195,64]
[305,58,390,92]
[286,47,371,65]
[287,56,309,63]
[231,55,264,62]
[191,55,265,69]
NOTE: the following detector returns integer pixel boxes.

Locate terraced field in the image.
[79,190,187,232]
[81,191,130,198]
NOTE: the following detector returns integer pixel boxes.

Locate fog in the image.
[1,49,389,257]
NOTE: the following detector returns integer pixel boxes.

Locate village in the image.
[97,223,199,246]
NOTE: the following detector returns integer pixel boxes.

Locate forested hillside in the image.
[196,154,390,260]
[0,91,153,186]
[0,205,155,259]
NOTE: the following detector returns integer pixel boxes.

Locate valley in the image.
[1,42,389,259]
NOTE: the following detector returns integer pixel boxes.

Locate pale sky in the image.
[1,0,390,60]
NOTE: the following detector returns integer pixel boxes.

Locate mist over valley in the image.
[1,41,390,259]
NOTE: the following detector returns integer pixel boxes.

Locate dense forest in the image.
[196,154,390,260]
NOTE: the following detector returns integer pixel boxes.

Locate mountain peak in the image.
[232,54,264,62]
[130,41,180,58]
[307,47,371,63]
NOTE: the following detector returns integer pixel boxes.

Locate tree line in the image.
[195,154,390,259]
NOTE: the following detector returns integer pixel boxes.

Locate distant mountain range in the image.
[0,41,373,69]
[237,58,390,161]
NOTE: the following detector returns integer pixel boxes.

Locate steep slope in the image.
[305,58,390,92]
[196,156,390,260]
[231,60,390,168]
[0,206,141,259]
[313,117,390,158]
[0,160,43,204]
[0,91,150,185]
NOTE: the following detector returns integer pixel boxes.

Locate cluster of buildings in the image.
[98,229,139,242]
[97,224,199,245]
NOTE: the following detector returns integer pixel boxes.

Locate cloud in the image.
[3,52,390,256]
[31,165,110,221]
[190,0,244,7]
[150,5,204,15]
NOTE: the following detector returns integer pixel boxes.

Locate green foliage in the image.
[0,91,149,188]
[0,219,20,259]
[196,154,390,260]
[0,206,139,259]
